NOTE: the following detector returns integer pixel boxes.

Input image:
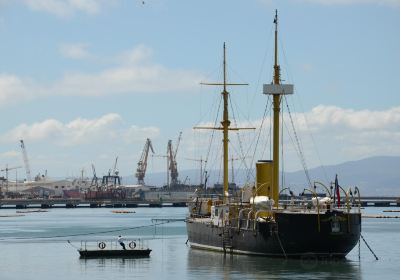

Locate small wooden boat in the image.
[111,210,135,214]
[16,209,48,213]
[77,239,151,258]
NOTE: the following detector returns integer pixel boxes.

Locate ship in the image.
[186,11,361,258]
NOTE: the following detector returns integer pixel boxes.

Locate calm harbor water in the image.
[0,207,399,280]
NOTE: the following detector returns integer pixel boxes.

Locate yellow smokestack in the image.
[256,160,277,203]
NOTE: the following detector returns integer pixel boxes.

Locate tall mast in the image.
[263,10,294,203]
[272,10,281,200]
[222,43,230,200]
[195,43,251,203]
[274,10,280,85]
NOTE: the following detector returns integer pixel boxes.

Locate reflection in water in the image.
[79,257,151,273]
[187,249,361,280]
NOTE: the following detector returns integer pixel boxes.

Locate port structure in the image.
[20,140,32,182]
[90,164,99,188]
[167,132,182,187]
[135,138,154,185]
[152,132,183,188]
[0,165,22,192]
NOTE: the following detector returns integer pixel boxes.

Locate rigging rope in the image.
[229,96,252,177]
[0,220,174,241]
[203,94,223,175]
[284,96,312,187]
[248,24,274,118]
[279,36,329,183]
[246,96,272,182]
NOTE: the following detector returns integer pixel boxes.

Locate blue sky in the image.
[0,0,399,184]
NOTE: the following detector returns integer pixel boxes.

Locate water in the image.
[0,207,399,279]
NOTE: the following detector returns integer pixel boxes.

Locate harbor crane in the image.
[104,156,121,186]
[185,157,207,186]
[168,132,182,187]
[0,165,22,191]
[135,138,154,185]
[20,140,32,182]
[90,164,98,188]
[109,156,119,176]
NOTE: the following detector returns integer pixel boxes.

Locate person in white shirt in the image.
[118,235,126,250]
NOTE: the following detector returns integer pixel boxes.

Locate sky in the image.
[0,0,399,185]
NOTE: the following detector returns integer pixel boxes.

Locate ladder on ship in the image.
[222,226,232,254]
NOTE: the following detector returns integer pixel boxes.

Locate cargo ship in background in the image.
[186,11,361,258]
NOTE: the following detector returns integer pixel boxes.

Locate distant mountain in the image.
[122,156,400,196]
[284,156,400,196]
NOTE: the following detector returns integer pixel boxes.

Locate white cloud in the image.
[0,113,160,146]
[123,125,160,144]
[22,0,103,17]
[59,43,90,59]
[276,105,400,168]
[4,119,64,142]
[296,105,400,132]
[118,45,153,65]
[0,150,20,158]
[195,105,400,171]
[0,45,203,105]
[54,62,201,97]
[0,74,43,105]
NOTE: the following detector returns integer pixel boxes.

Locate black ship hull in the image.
[187,210,361,258]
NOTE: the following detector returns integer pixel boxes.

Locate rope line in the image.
[203,95,222,174]
[360,233,379,260]
[284,96,312,187]
[0,221,175,241]
[246,97,271,182]
[275,231,287,259]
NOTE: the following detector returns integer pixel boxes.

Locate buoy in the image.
[98,242,106,249]
[129,241,136,249]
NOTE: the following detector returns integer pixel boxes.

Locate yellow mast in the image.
[195,43,251,203]
[272,10,281,202]
[262,10,294,204]
[222,43,230,201]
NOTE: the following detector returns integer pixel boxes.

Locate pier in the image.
[0,198,189,209]
[358,196,400,207]
[0,196,399,209]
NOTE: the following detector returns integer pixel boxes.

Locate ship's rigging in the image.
[186,10,361,259]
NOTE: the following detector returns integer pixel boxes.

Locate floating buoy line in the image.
[0,219,183,242]
[362,215,400,218]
